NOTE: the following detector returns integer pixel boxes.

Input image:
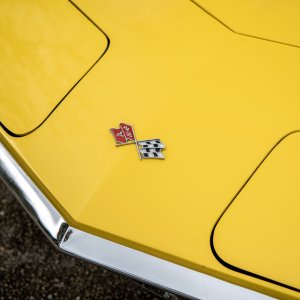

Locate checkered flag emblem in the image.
[138,139,165,159]
[110,123,165,160]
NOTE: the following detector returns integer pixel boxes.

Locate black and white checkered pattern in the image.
[138,139,165,159]
[138,139,165,149]
[140,148,164,159]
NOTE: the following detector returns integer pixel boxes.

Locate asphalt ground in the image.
[0,180,185,300]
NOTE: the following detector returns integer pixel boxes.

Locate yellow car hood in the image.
[0,0,107,135]
[1,1,300,299]
[213,132,300,291]
[193,0,300,47]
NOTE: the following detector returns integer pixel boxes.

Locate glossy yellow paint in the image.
[214,132,300,289]
[193,0,300,47]
[0,0,107,134]
[1,0,300,299]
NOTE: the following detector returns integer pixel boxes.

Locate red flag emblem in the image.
[119,123,135,141]
[110,127,127,144]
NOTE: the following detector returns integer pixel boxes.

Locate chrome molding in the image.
[0,143,67,245]
[0,142,273,300]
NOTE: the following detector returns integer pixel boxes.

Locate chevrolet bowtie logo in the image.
[110,123,165,160]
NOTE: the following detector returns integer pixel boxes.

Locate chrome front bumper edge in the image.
[0,143,273,300]
[0,143,67,245]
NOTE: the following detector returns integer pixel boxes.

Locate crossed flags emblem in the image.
[110,123,165,160]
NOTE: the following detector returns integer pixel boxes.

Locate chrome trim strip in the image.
[0,142,273,300]
[0,143,67,245]
[60,227,273,300]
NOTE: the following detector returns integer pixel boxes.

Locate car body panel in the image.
[192,0,300,47]
[213,132,300,290]
[0,0,107,135]
[1,0,300,299]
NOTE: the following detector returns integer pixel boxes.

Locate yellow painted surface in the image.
[213,132,300,289]
[193,0,300,47]
[0,0,107,134]
[1,0,300,299]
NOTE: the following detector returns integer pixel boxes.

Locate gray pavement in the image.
[0,180,184,300]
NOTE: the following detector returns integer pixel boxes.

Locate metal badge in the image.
[110,123,165,160]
